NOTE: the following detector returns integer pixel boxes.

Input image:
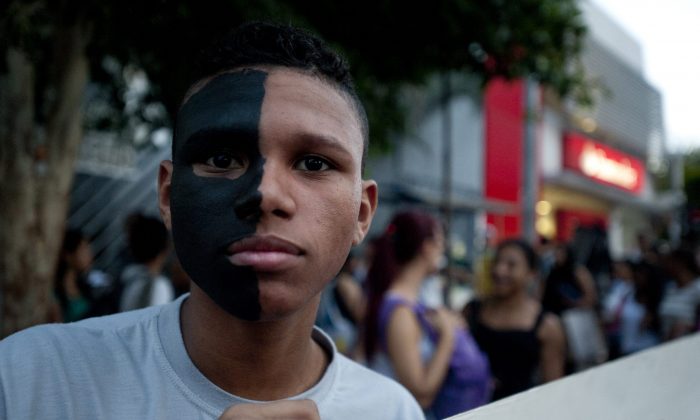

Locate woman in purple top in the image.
[363,211,490,419]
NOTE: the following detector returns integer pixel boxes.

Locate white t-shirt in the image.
[619,298,660,354]
[0,295,423,419]
[659,279,700,337]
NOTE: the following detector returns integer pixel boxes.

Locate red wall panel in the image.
[484,79,524,240]
[556,209,608,242]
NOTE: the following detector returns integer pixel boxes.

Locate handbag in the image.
[560,307,608,370]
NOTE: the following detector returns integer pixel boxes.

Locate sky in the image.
[591,0,700,152]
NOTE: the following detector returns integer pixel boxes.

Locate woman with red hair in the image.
[364,210,490,419]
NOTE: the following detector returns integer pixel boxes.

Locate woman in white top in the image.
[605,260,663,356]
[660,248,700,340]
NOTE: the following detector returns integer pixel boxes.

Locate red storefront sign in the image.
[563,132,645,194]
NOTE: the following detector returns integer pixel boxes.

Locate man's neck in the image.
[180,286,329,400]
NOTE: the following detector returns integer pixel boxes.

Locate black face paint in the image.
[170,70,266,321]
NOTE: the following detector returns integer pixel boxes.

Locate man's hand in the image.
[219,399,320,420]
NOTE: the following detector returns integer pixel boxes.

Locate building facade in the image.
[368,0,679,268]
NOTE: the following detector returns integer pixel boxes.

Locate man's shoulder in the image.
[332,354,423,418]
[0,304,166,361]
[334,354,396,385]
[0,322,67,356]
[0,301,189,419]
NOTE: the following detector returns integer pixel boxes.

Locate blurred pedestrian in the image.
[659,248,700,340]
[365,211,490,418]
[542,242,605,370]
[316,251,366,356]
[463,238,566,401]
[542,242,597,315]
[536,236,557,282]
[119,214,174,311]
[602,260,634,359]
[53,229,93,322]
[603,260,663,357]
[583,223,612,297]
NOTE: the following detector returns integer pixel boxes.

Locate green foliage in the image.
[2,0,590,152]
[284,0,589,149]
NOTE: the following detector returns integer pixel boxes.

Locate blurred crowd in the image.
[316,210,700,418]
[51,213,189,324]
[49,209,700,418]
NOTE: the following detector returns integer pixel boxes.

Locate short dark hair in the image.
[185,21,369,166]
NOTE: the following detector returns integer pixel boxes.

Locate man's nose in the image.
[257,161,295,220]
[234,189,262,222]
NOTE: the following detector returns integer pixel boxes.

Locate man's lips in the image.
[226,235,304,271]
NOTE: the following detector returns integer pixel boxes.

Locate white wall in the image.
[609,205,653,259]
[396,93,483,195]
[366,74,484,202]
[448,333,700,420]
[540,108,563,178]
[578,0,644,74]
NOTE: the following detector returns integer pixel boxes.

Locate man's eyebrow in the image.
[175,128,258,163]
[296,132,355,158]
[184,127,257,147]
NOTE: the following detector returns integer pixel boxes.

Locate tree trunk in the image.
[0,21,90,338]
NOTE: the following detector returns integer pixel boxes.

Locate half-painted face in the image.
[161,68,375,321]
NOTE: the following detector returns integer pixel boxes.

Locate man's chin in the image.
[206,293,305,323]
[257,288,320,322]
[197,282,262,321]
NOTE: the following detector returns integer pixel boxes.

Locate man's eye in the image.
[205,153,245,169]
[296,156,330,171]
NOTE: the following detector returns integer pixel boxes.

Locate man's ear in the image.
[158,160,174,230]
[352,180,378,246]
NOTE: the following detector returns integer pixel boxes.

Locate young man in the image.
[0,22,424,419]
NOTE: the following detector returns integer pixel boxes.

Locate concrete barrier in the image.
[448,333,700,420]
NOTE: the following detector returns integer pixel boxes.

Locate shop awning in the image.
[544,171,684,213]
[378,182,520,214]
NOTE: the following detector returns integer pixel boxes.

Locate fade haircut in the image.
[182,21,369,167]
